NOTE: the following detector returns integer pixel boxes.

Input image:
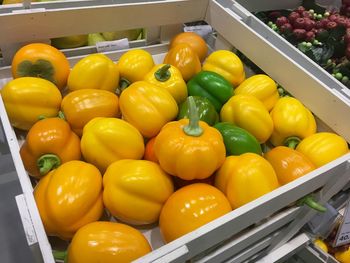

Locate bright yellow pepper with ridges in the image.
[1,77,62,130]
[220,94,273,143]
[144,64,188,104]
[34,160,103,240]
[270,97,316,147]
[234,74,279,111]
[214,155,240,193]
[117,49,155,84]
[68,53,119,92]
[103,159,174,225]
[154,96,226,180]
[119,81,178,138]
[296,132,349,168]
[202,50,245,87]
[215,153,280,209]
[81,117,145,172]
[66,222,152,263]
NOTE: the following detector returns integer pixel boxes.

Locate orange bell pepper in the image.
[66,222,152,263]
[34,160,103,239]
[154,96,226,180]
[20,117,81,178]
[264,146,316,185]
[61,89,119,136]
[163,43,201,81]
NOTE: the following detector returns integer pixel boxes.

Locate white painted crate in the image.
[0,0,350,262]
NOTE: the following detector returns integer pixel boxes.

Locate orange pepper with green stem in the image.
[154,96,226,180]
[20,116,81,178]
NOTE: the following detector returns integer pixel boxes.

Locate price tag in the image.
[335,199,350,247]
[96,38,129,53]
[184,25,213,40]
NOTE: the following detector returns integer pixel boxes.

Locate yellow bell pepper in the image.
[117,49,155,84]
[1,77,62,130]
[68,53,119,93]
[81,117,145,172]
[270,97,316,147]
[119,81,178,138]
[66,222,152,263]
[154,96,226,180]
[144,64,188,104]
[103,159,174,225]
[335,246,350,263]
[202,50,245,86]
[296,132,349,168]
[163,43,201,81]
[34,160,103,239]
[220,94,273,143]
[61,89,119,136]
[215,153,280,209]
[214,155,240,193]
[234,74,279,111]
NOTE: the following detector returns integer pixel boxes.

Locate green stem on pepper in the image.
[37,154,61,175]
[183,96,203,137]
[116,78,131,96]
[298,195,327,213]
[52,250,68,263]
[284,136,301,149]
[154,64,171,82]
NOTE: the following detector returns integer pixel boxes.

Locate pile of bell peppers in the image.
[1,31,349,263]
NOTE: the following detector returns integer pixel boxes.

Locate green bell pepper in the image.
[177,96,219,126]
[214,122,262,156]
[187,71,234,112]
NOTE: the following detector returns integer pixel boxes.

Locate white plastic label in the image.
[184,25,213,39]
[96,38,129,53]
[15,194,38,246]
[335,199,350,247]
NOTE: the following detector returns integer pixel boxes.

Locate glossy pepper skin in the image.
[220,94,273,143]
[1,77,62,130]
[296,132,349,168]
[163,43,201,81]
[119,81,178,138]
[103,159,174,225]
[214,122,262,156]
[61,89,119,136]
[215,153,280,209]
[234,74,279,111]
[144,64,188,104]
[154,96,226,180]
[159,183,232,243]
[187,71,234,112]
[202,50,245,86]
[264,146,316,185]
[20,117,81,178]
[67,222,152,263]
[34,161,104,239]
[177,96,219,126]
[117,49,155,83]
[68,53,119,93]
[270,97,316,147]
[81,117,145,172]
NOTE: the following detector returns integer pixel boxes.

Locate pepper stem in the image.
[58,111,66,120]
[284,136,301,149]
[298,195,327,213]
[116,78,131,95]
[52,250,67,262]
[183,96,203,137]
[37,154,61,175]
[154,64,171,82]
